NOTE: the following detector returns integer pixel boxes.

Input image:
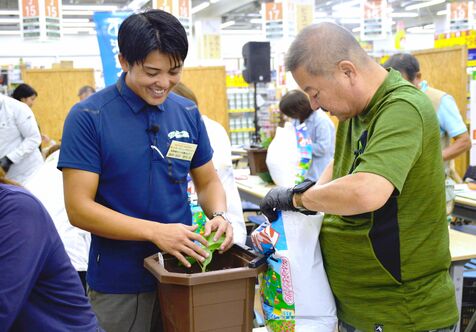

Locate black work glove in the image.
[260,187,297,222]
[0,156,13,173]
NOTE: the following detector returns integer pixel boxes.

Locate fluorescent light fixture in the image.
[340,18,360,24]
[210,0,220,3]
[437,9,447,15]
[63,18,90,23]
[391,12,418,17]
[62,10,95,16]
[250,18,262,24]
[125,0,148,10]
[0,30,21,35]
[63,27,97,34]
[332,0,361,11]
[405,0,445,11]
[63,22,96,28]
[0,18,19,23]
[406,25,435,33]
[352,26,361,32]
[315,11,327,18]
[0,10,19,15]
[333,9,360,18]
[191,1,210,14]
[314,18,336,24]
[220,20,235,29]
[62,5,118,11]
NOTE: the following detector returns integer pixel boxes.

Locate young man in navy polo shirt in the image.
[58,10,233,331]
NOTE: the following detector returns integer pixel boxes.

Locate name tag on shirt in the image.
[166,140,197,161]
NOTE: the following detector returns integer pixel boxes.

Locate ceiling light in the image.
[391,12,418,17]
[0,18,19,23]
[62,5,118,11]
[352,26,361,32]
[63,22,96,28]
[405,0,445,11]
[220,20,235,29]
[62,10,94,16]
[406,26,435,33]
[63,27,97,34]
[125,0,148,10]
[0,10,19,15]
[191,1,210,14]
[332,0,361,11]
[315,11,327,18]
[340,18,360,24]
[333,9,360,18]
[250,18,262,24]
[437,9,447,15]
[210,0,220,3]
[63,18,90,23]
[0,30,21,35]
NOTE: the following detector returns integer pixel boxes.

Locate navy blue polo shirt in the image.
[0,183,100,331]
[58,73,213,293]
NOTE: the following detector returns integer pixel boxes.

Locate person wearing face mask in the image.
[383,53,471,214]
[279,89,335,181]
[58,9,233,332]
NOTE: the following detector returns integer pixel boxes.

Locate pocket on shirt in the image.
[168,158,190,184]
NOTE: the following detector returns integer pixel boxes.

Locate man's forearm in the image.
[197,180,227,217]
[301,172,394,215]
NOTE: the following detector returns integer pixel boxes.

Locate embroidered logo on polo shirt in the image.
[168,130,190,139]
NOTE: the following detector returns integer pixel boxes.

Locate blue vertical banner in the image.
[93,11,131,87]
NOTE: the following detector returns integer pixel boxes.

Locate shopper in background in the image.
[384,53,471,213]
[78,85,96,101]
[0,169,101,331]
[58,9,233,332]
[0,94,43,184]
[279,89,335,181]
[173,82,247,246]
[12,83,37,108]
[259,22,458,331]
[25,146,91,293]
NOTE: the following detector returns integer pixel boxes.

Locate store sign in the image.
[93,11,131,86]
[447,1,473,32]
[264,1,284,40]
[20,0,61,40]
[360,0,389,41]
[295,1,314,33]
[153,0,191,36]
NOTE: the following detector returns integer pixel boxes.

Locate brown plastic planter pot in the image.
[246,148,268,175]
[144,245,266,332]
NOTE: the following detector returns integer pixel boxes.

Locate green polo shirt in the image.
[320,69,458,331]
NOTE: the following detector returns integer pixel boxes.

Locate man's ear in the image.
[118,53,129,72]
[337,60,357,82]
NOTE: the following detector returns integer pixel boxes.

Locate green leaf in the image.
[180,231,226,272]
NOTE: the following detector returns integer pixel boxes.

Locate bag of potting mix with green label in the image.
[252,211,337,332]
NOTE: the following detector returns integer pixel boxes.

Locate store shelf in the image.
[228,108,255,113]
[230,127,255,133]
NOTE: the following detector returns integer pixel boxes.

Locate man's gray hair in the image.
[285,23,369,76]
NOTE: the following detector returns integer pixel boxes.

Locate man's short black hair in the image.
[118,9,188,68]
[12,83,37,101]
[383,53,420,82]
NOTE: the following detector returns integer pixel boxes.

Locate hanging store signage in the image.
[20,0,61,40]
[295,0,314,33]
[264,1,284,40]
[448,1,473,32]
[153,0,191,36]
[360,0,389,41]
[93,11,131,87]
